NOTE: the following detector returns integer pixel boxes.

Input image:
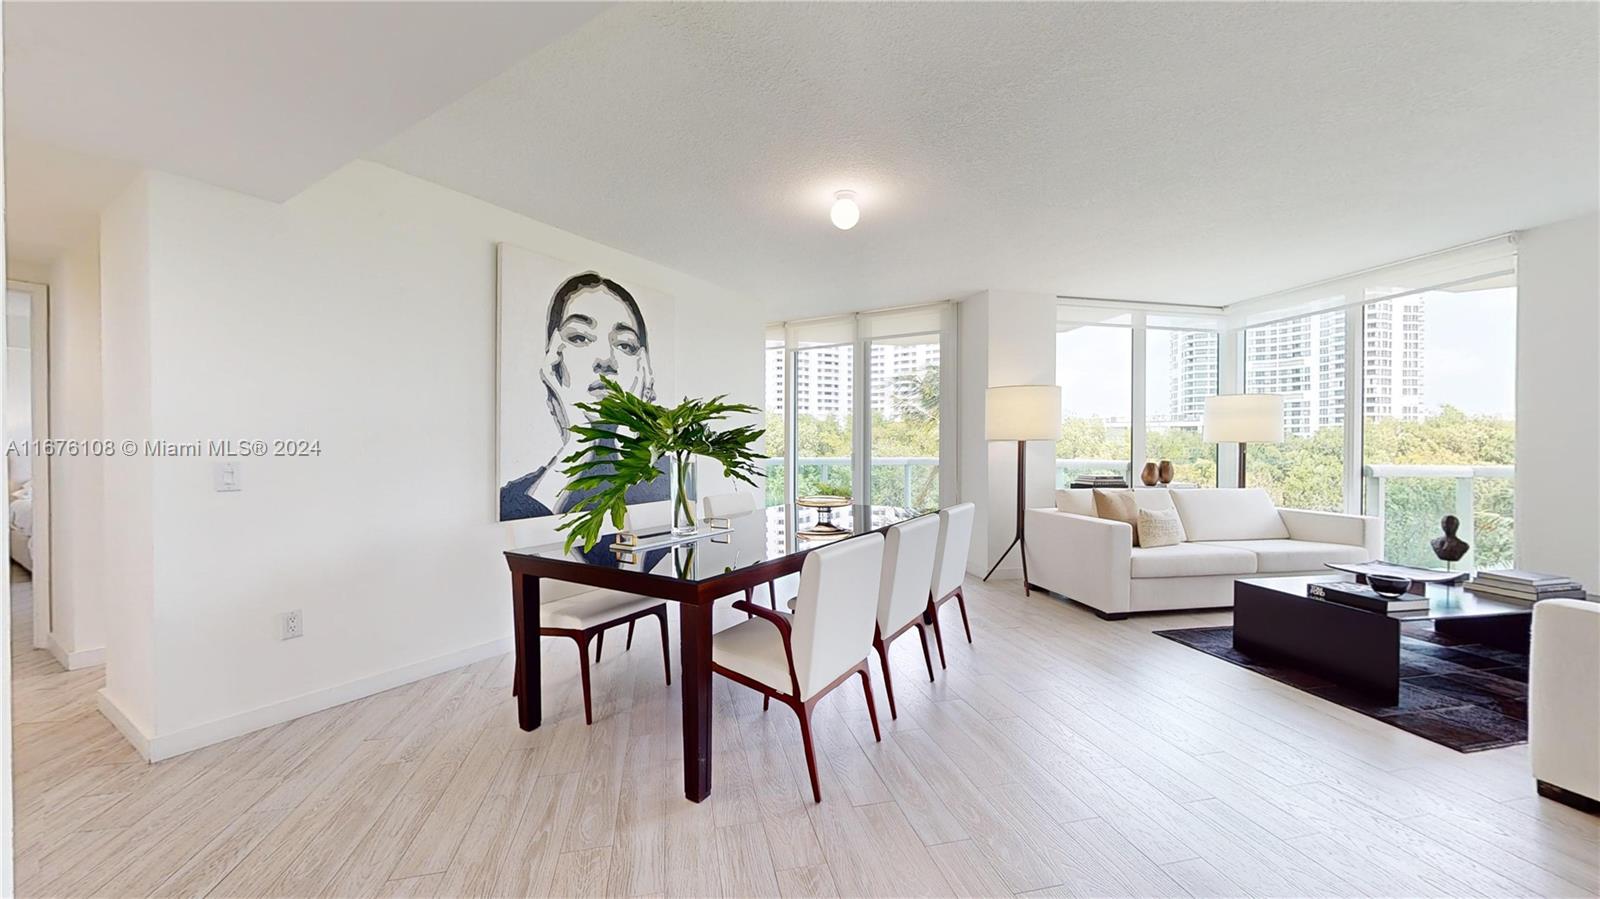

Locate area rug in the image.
[1153,623,1527,752]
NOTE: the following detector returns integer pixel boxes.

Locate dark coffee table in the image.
[1233,575,1533,705]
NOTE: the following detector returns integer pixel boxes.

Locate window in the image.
[1055,323,1132,485]
[762,332,786,505]
[766,305,953,508]
[793,340,853,500]
[1146,328,1217,486]
[1244,309,1347,511]
[1362,283,1516,569]
[868,335,941,511]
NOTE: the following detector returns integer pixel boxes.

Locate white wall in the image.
[46,235,105,665]
[1515,211,1600,590]
[956,290,1058,578]
[96,162,763,757]
[99,175,158,739]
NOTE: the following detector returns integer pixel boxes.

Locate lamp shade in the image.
[986,385,1061,441]
[1203,394,1285,443]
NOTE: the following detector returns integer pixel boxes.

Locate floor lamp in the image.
[982,384,1062,595]
[1203,394,1284,486]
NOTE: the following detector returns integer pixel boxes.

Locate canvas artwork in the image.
[497,243,675,522]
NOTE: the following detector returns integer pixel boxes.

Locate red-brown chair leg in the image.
[873,631,897,719]
[914,623,936,682]
[512,654,520,697]
[955,587,973,643]
[626,619,636,651]
[577,635,595,726]
[768,581,779,610]
[763,695,770,712]
[595,629,605,663]
[858,666,882,742]
[744,587,755,618]
[656,606,672,686]
[796,703,822,803]
[928,603,948,669]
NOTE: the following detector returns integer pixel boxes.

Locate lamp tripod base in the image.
[981,534,1030,595]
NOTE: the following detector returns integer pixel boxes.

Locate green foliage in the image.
[559,378,765,552]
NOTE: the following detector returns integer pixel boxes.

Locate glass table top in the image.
[507,504,927,583]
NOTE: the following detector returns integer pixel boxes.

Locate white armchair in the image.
[1530,599,1600,811]
[1025,488,1378,618]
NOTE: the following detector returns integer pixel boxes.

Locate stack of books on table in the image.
[1468,570,1588,602]
[1307,580,1430,613]
[1070,474,1128,489]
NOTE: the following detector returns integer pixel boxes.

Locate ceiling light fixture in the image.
[830,190,860,230]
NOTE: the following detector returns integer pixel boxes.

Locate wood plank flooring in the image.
[10,565,1599,897]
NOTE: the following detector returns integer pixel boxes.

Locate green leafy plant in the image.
[558,377,765,552]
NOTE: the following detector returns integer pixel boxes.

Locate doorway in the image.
[5,281,50,654]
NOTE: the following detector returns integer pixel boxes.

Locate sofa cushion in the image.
[1131,488,1177,513]
[1054,489,1095,516]
[1169,488,1290,542]
[1193,539,1370,573]
[1130,542,1258,578]
[1137,508,1186,547]
[1093,489,1142,545]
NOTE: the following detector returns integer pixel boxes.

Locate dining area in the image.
[503,496,977,805]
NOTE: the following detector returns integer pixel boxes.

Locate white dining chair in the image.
[927,502,976,668]
[701,491,782,612]
[511,587,669,726]
[869,514,942,719]
[710,532,886,803]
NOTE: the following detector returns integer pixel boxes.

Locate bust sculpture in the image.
[1431,514,1470,566]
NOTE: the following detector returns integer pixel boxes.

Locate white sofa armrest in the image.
[1024,509,1132,616]
[1531,599,1600,804]
[1278,508,1381,558]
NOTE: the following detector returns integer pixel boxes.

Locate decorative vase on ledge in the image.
[1158,460,1174,485]
[1140,462,1160,486]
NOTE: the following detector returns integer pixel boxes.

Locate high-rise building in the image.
[765,341,941,423]
[1236,298,1425,438]
[1167,331,1219,425]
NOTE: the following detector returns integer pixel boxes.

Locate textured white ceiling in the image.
[373,2,1599,317]
[4,1,606,204]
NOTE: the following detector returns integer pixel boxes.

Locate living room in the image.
[2,2,1597,897]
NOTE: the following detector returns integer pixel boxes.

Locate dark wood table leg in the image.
[513,573,542,730]
[680,600,713,802]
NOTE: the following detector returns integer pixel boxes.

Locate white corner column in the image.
[956,291,1058,580]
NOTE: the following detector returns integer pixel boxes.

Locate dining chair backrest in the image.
[624,502,672,531]
[702,491,757,519]
[877,514,941,635]
[931,503,976,599]
[791,533,885,699]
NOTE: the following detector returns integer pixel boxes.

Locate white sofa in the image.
[1530,598,1600,811]
[1025,487,1380,618]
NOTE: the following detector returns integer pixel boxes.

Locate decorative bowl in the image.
[1367,574,1412,598]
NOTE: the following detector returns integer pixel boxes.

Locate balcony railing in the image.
[1362,463,1515,570]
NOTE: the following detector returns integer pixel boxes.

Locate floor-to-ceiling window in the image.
[1361,281,1516,569]
[1243,308,1348,511]
[1146,327,1218,486]
[766,305,954,509]
[867,334,941,510]
[1055,319,1132,485]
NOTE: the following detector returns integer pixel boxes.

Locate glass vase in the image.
[672,454,697,535]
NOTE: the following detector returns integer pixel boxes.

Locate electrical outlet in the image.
[279,609,304,640]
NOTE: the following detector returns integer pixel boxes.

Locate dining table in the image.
[504,502,922,802]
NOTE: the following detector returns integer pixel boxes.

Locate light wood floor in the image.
[10,567,1599,897]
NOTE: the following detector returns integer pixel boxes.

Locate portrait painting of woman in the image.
[497,245,675,522]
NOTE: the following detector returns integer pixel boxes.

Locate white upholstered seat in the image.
[1191,539,1369,573]
[1129,542,1257,579]
[710,532,885,802]
[870,514,942,718]
[925,503,977,664]
[702,491,758,519]
[539,589,666,630]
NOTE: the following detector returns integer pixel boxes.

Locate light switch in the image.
[214,461,242,492]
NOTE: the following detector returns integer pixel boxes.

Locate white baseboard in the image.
[97,689,154,761]
[98,636,512,763]
[48,636,105,671]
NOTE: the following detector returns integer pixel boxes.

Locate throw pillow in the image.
[1092,488,1141,546]
[1137,507,1186,548]
[1054,488,1095,516]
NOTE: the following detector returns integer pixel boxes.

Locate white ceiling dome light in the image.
[829,190,860,230]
